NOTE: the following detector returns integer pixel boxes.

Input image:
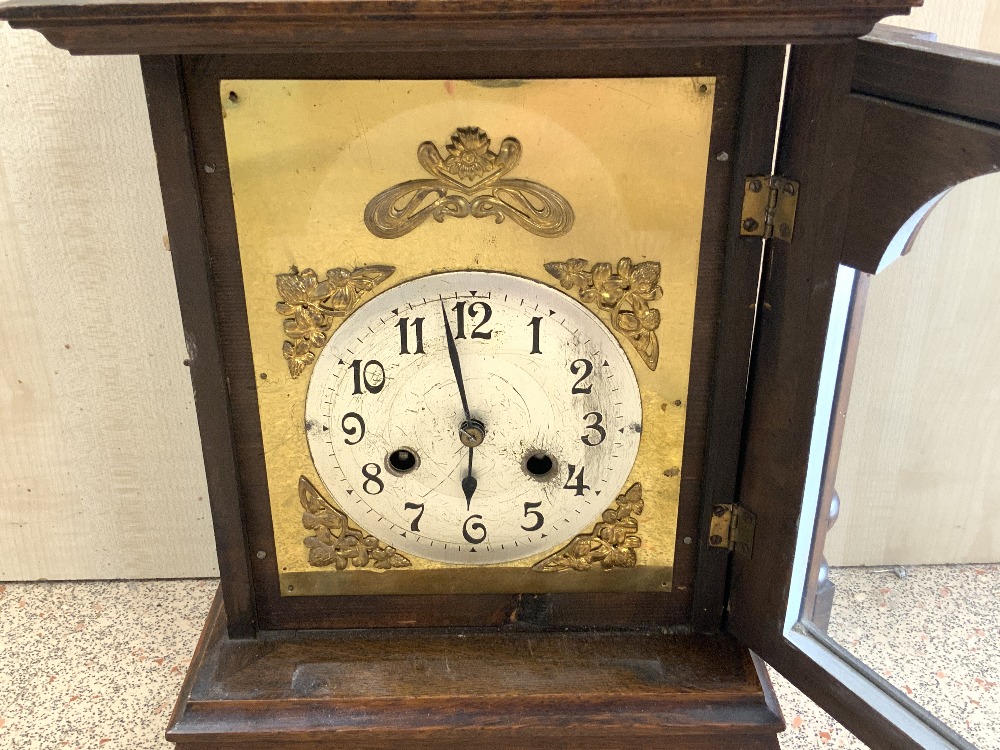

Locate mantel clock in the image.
[4,1,1000,748]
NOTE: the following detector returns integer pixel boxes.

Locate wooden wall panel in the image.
[0,25,217,579]
[825,1,1000,566]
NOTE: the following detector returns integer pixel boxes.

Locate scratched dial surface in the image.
[304,271,642,565]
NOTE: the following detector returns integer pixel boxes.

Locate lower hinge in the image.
[740,175,799,242]
[708,504,756,558]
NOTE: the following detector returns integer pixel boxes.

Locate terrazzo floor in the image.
[0,566,996,749]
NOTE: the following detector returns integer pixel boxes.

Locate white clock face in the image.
[304,271,642,565]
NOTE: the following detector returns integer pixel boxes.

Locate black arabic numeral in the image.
[341,412,366,445]
[396,317,425,355]
[570,358,594,394]
[404,502,425,532]
[350,359,386,394]
[361,463,384,495]
[563,464,590,497]
[528,316,542,354]
[581,411,606,446]
[462,514,487,544]
[521,501,544,531]
[452,300,493,340]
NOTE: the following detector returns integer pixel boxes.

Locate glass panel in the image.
[798,174,1000,749]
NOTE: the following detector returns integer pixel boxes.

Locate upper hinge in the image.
[708,503,756,558]
[740,175,799,242]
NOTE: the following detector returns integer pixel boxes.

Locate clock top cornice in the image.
[0,0,921,56]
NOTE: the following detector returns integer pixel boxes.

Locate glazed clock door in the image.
[727,31,1000,750]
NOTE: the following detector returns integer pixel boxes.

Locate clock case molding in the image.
[5,1,1000,748]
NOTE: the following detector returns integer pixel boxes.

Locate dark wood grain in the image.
[725,38,1000,749]
[0,0,920,56]
[840,32,1000,272]
[689,44,786,632]
[177,46,763,631]
[168,590,783,749]
[854,31,1000,127]
[141,56,258,639]
[841,98,1000,273]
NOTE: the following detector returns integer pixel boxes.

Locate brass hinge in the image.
[740,175,799,242]
[708,504,756,558]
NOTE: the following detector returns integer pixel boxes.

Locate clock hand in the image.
[440,299,471,421]
[462,449,477,510]
[440,299,482,508]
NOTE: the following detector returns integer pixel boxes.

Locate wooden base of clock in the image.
[167,593,783,749]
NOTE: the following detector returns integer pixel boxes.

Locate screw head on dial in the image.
[458,419,486,448]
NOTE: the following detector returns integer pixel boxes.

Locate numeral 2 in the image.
[570,359,593,394]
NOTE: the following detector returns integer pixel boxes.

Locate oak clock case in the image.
[19,0,1000,747]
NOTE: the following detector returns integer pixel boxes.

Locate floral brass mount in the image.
[299,476,412,570]
[275,265,395,378]
[364,127,574,239]
[545,257,663,370]
[533,483,644,572]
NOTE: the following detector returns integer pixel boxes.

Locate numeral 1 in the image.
[528,316,542,354]
[396,317,425,354]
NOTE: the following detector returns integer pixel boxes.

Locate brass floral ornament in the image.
[364,126,574,239]
[533,483,644,572]
[545,257,662,370]
[275,265,394,377]
[298,476,411,571]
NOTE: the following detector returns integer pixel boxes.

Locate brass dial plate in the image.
[220,77,715,595]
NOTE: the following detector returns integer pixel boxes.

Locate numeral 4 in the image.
[563,464,590,496]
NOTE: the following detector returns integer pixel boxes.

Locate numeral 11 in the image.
[397,317,425,354]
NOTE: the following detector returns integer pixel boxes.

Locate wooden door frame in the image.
[726,33,1000,749]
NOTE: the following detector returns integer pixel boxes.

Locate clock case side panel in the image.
[141,56,257,638]
[167,46,781,633]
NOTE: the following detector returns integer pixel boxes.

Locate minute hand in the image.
[441,299,472,421]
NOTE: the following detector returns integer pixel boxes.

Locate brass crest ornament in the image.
[545,257,663,370]
[275,265,395,377]
[533,483,644,572]
[364,126,574,239]
[298,476,411,571]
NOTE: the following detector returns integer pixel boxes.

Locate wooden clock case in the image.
[5,1,1000,748]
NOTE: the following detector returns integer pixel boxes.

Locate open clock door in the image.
[727,30,1000,750]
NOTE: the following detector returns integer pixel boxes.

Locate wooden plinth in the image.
[167,592,783,749]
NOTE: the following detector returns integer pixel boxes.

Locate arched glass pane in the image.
[800,173,1000,748]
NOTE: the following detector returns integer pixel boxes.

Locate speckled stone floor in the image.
[0,566,997,749]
